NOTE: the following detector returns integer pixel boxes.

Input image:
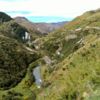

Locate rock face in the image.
[43,56,52,65]
[65,34,77,41]
[22,32,31,41]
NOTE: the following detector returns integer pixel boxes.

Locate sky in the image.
[0,0,100,22]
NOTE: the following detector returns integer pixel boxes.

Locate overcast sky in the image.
[0,0,100,22]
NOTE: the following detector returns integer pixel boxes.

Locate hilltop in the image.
[0,12,12,23]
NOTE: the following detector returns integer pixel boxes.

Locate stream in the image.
[33,65,42,88]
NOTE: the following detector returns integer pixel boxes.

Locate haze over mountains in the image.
[14,17,68,34]
[0,8,100,100]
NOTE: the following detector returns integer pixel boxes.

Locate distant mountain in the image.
[14,17,68,34]
[34,21,68,34]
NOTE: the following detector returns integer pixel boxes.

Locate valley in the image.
[0,9,100,100]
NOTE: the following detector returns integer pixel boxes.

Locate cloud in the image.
[0,0,100,18]
[6,11,31,14]
[6,11,31,17]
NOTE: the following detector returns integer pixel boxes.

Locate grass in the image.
[36,32,100,100]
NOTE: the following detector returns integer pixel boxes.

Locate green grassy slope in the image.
[37,34,100,100]
[37,9,100,61]
[35,9,100,100]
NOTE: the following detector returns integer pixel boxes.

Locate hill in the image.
[35,8,100,100]
[0,35,39,90]
[0,12,40,91]
[14,17,68,34]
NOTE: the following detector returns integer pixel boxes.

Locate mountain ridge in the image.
[14,16,68,34]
